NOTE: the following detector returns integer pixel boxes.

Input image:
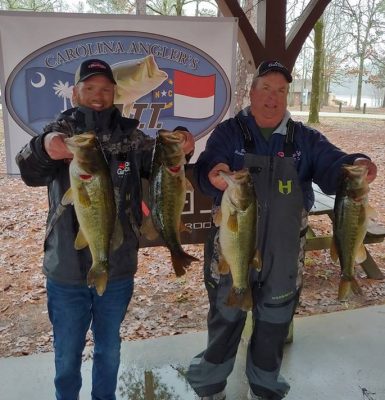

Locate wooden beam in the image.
[263,0,286,58]
[216,0,332,73]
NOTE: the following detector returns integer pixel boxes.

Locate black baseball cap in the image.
[74,59,117,85]
[254,60,292,83]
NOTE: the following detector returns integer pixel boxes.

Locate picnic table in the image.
[306,184,385,280]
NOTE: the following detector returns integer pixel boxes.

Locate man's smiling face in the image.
[249,72,289,128]
[73,74,115,111]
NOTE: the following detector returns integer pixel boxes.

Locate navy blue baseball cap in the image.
[75,59,116,85]
[254,60,292,83]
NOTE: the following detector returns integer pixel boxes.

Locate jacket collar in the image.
[239,107,292,135]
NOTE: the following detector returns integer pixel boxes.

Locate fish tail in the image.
[170,250,199,277]
[338,276,363,301]
[226,286,253,311]
[87,262,108,296]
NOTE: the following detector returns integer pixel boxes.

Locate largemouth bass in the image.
[143,129,198,276]
[63,132,122,296]
[215,169,261,311]
[331,164,374,301]
[112,55,168,117]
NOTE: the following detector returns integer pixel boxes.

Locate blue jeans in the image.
[47,277,134,400]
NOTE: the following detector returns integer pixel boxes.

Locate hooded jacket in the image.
[195,108,370,211]
[16,106,154,284]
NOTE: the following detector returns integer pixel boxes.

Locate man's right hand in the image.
[43,132,73,160]
[208,163,231,191]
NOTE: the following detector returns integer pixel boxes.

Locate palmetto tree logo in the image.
[53,80,73,112]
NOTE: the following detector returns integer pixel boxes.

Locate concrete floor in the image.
[1,304,385,400]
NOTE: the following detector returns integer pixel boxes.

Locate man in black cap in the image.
[16,58,194,400]
[186,60,376,399]
[74,58,117,85]
[253,60,293,83]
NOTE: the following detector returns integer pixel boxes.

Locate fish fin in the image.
[227,213,238,232]
[61,188,73,205]
[111,220,124,251]
[77,183,91,207]
[355,244,367,264]
[74,229,88,250]
[338,276,363,301]
[170,249,199,276]
[218,257,230,274]
[251,250,262,272]
[213,209,222,227]
[185,178,194,191]
[226,286,252,311]
[87,262,108,296]
[330,237,339,263]
[140,215,159,241]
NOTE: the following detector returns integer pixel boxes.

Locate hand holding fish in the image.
[331,164,377,301]
[208,163,232,191]
[63,132,123,296]
[215,169,261,311]
[353,158,377,183]
[44,132,73,160]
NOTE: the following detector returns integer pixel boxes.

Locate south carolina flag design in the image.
[26,67,74,122]
[174,71,216,118]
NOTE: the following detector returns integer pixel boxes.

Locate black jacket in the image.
[16,106,154,284]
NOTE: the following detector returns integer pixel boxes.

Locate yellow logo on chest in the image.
[278,180,292,195]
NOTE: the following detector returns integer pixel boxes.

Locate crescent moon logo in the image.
[30,72,46,88]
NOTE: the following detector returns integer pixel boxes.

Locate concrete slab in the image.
[1,304,385,399]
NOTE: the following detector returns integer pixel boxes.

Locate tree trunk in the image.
[319,31,325,110]
[136,0,146,15]
[355,53,365,110]
[323,76,330,107]
[308,17,324,124]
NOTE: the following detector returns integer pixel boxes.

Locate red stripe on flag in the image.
[174,71,215,98]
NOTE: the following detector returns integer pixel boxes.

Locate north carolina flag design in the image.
[174,71,216,119]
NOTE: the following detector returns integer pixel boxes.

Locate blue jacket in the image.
[195,108,369,211]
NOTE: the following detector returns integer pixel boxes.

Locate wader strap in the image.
[235,117,254,153]
[284,118,295,157]
[235,116,296,157]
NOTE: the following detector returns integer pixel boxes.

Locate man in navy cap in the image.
[186,60,376,399]
[16,58,194,400]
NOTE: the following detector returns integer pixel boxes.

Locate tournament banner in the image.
[0,11,237,245]
[0,11,237,174]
